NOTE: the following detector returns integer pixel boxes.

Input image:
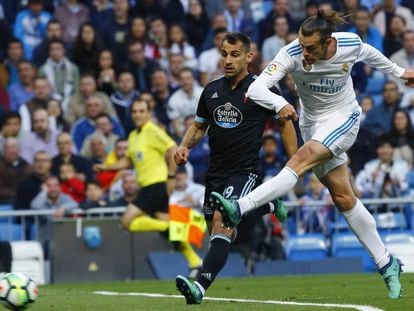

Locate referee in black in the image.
[175,32,298,304]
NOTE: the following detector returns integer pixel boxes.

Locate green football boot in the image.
[272,199,287,223]
[210,192,241,228]
[379,256,403,299]
[176,275,203,304]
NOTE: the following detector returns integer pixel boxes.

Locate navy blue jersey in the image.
[195,73,280,178]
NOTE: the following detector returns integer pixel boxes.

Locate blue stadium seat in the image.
[331,232,375,272]
[383,231,414,245]
[0,223,24,241]
[285,234,328,261]
[364,70,386,96]
[374,212,407,232]
[0,204,14,223]
[147,251,248,280]
[329,214,349,233]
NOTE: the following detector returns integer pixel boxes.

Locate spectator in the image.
[168,24,198,70]
[200,13,227,52]
[0,111,28,155]
[167,68,203,139]
[359,95,375,123]
[72,22,104,74]
[390,30,414,92]
[185,0,210,55]
[71,95,124,151]
[0,39,24,88]
[80,112,120,158]
[384,15,407,57]
[8,61,36,112]
[96,49,117,96]
[147,16,169,69]
[363,81,401,136]
[32,19,63,67]
[125,16,149,48]
[13,0,52,60]
[386,108,414,163]
[15,150,51,211]
[355,135,410,205]
[20,108,60,164]
[38,38,80,111]
[47,95,70,132]
[19,77,51,132]
[110,72,138,134]
[167,53,185,90]
[340,0,361,29]
[248,42,264,76]
[349,7,383,52]
[82,132,108,164]
[51,132,94,181]
[0,18,11,62]
[65,73,117,125]
[150,68,174,129]
[88,0,113,31]
[198,27,227,87]
[130,0,166,24]
[80,180,109,209]
[261,16,289,65]
[260,134,285,182]
[223,0,257,42]
[124,40,159,92]
[373,0,412,37]
[110,171,139,206]
[0,137,31,204]
[102,0,130,64]
[54,0,89,44]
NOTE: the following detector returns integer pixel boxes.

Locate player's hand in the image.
[174,146,189,166]
[278,104,298,121]
[93,163,106,172]
[401,69,414,87]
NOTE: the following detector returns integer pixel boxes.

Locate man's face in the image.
[355,11,371,33]
[114,0,128,17]
[214,31,227,49]
[274,16,289,37]
[169,55,184,75]
[29,3,43,15]
[33,153,52,175]
[131,101,151,128]
[274,0,289,15]
[220,39,251,79]
[33,111,49,135]
[34,79,50,100]
[46,178,60,200]
[95,116,113,135]
[85,99,103,119]
[377,143,394,162]
[90,137,106,157]
[403,32,414,55]
[225,0,242,14]
[299,31,328,65]
[3,140,19,163]
[128,43,145,64]
[86,184,103,201]
[122,174,138,195]
[150,19,166,39]
[115,140,128,159]
[80,77,96,97]
[2,118,21,137]
[47,23,62,39]
[18,63,36,85]
[49,43,65,62]
[179,71,194,93]
[382,83,400,105]
[151,71,168,91]
[57,133,73,155]
[7,42,23,62]
[118,73,135,93]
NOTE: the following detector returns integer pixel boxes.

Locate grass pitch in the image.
[28,273,413,311]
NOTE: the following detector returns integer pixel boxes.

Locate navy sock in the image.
[196,235,230,291]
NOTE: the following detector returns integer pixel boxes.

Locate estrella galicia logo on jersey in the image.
[264,62,277,75]
[213,102,243,128]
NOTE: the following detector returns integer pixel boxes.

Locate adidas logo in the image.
[211,92,218,99]
[200,272,212,281]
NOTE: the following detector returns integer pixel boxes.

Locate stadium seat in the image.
[285,234,328,261]
[0,223,24,241]
[329,214,349,233]
[383,231,414,273]
[374,212,407,231]
[10,241,46,285]
[331,232,375,272]
[147,251,248,280]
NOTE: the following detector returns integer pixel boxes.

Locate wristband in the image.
[168,174,176,179]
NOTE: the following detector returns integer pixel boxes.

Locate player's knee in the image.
[332,193,355,212]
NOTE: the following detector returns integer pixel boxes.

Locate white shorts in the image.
[300,106,361,178]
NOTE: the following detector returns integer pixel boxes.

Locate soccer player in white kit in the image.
[211,9,414,299]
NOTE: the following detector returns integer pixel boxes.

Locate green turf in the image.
[25,273,413,311]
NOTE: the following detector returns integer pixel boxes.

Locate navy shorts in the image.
[134,182,169,216]
[203,172,262,222]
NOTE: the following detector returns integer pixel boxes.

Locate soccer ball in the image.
[0,273,38,310]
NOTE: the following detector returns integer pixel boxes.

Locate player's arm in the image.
[278,117,298,158]
[93,156,132,172]
[175,121,208,166]
[247,49,298,120]
[165,144,178,196]
[357,43,414,86]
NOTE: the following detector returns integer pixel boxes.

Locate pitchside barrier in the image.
[0,198,412,283]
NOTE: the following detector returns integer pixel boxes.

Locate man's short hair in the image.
[47,38,65,50]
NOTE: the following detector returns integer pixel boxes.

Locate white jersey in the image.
[247,32,405,123]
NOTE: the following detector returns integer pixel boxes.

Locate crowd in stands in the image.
[0,0,414,263]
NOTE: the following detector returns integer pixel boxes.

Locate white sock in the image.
[342,199,390,269]
[194,281,205,296]
[238,167,299,215]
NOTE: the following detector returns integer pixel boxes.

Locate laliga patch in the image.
[264,62,277,75]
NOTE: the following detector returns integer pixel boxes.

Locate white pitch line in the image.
[93,291,384,311]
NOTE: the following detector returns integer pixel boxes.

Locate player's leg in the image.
[320,164,402,298]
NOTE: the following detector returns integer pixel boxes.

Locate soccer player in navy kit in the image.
[174,32,298,304]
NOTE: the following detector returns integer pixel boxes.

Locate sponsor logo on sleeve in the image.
[264,62,277,75]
